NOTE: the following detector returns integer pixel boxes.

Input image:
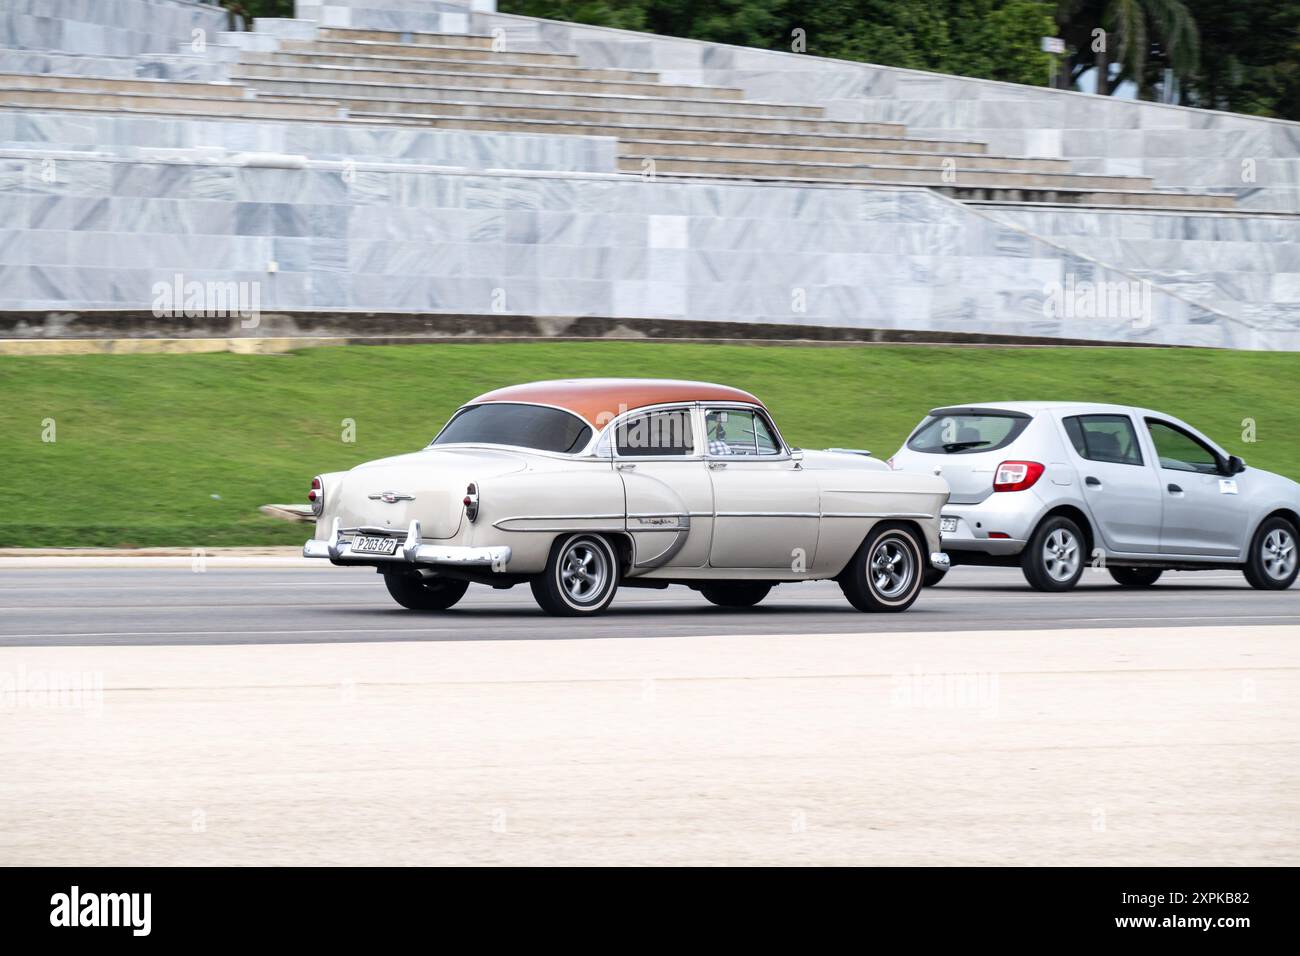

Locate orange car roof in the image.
[468,378,765,426]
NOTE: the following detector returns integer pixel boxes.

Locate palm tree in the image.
[1059,0,1200,98]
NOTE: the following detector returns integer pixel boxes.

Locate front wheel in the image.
[838,523,924,612]
[531,533,620,616]
[1021,515,1085,592]
[383,571,469,610]
[1243,517,1298,590]
[699,582,772,608]
[1108,566,1163,587]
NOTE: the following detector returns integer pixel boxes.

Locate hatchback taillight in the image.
[309,476,323,516]
[993,461,1044,492]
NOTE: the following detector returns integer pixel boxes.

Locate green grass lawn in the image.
[2,342,1297,548]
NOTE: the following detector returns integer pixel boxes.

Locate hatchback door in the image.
[890,407,1034,504]
[1143,418,1250,558]
[1059,412,1162,553]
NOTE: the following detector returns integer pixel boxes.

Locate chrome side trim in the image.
[493,514,624,532]
[714,511,819,519]
[821,512,936,519]
[628,512,691,531]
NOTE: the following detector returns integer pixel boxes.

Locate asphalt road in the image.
[1,564,1297,646]
[3,562,1297,865]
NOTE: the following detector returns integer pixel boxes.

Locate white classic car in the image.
[302,379,950,615]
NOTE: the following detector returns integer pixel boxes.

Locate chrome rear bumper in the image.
[930,552,951,571]
[304,518,510,570]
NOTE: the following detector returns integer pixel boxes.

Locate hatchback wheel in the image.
[1108,566,1163,587]
[1021,516,1085,591]
[1243,517,1298,590]
[839,523,924,612]
[531,533,620,615]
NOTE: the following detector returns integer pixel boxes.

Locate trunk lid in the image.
[337,447,529,539]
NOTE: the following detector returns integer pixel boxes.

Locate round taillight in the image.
[309,476,323,516]
[463,482,479,522]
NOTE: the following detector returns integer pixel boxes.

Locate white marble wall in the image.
[0,0,229,56]
[2,154,1284,348]
[295,0,490,35]
[990,206,1300,331]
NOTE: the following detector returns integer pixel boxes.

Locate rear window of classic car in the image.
[432,403,593,454]
[906,409,1031,455]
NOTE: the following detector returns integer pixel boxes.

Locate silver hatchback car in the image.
[889,402,1300,592]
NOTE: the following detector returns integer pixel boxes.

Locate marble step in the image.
[265,95,891,134]
[621,139,1069,173]
[0,86,341,119]
[241,49,659,83]
[319,28,495,49]
[282,38,577,67]
[230,61,742,100]
[243,76,816,118]
[618,155,1156,191]
[628,167,1235,210]
[345,111,938,148]
[0,71,247,99]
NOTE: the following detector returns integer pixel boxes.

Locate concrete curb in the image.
[0,547,317,568]
[0,310,1176,353]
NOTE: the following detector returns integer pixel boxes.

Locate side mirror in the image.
[791,447,804,469]
[1227,455,1246,475]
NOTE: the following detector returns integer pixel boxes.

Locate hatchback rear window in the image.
[906,411,1030,455]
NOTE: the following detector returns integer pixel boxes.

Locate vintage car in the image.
[302,379,950,615]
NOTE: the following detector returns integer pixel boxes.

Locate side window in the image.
[614,407,695,457]
[1063,415,1143,466]
[705,408,782,457]
[1146,420,1221,474]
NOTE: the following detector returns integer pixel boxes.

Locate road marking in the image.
[1061,614,1300,623]
[0,627,461,640]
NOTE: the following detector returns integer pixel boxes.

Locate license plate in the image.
[940,517,958,534]
[351,535,400,556]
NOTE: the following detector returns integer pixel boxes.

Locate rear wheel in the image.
[1108,566,1163,587]
[1243,517,1298,590]
[383,571,469,610]
[699,582,772,608]
[1021,515,1085,592]
[531,533,620,616]
[838,523,925,612]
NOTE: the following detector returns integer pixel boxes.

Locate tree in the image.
[1057,0,1200,98]
[504,1,1055,85]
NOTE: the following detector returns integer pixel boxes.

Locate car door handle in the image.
[1085,476,1101,487]
[615,462,636,471]
[1167,483,1183,494]
[708,461,727,470]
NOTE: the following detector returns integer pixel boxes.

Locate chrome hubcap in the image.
[560,540,610,604]
[1043,528,1080,581]
[1262,529,1296,580]
[870,537,915,599]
